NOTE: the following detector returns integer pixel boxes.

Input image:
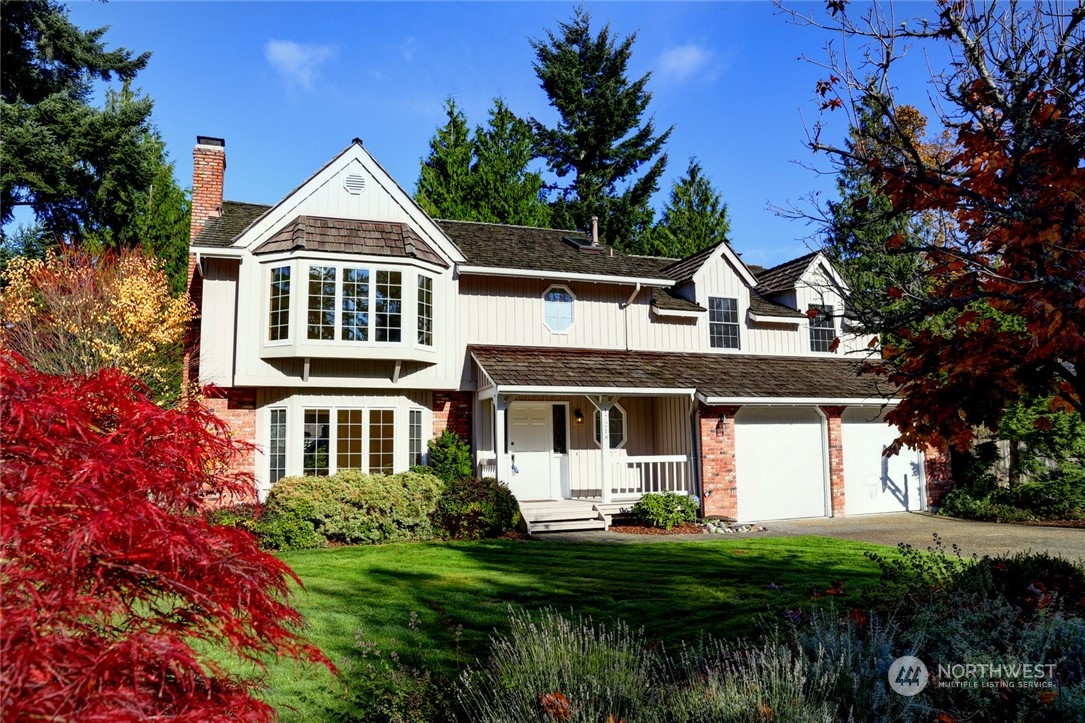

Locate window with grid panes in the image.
[369,409,395,474]
[809,304,836,352]
[303,409,330,475]
[408,409,423,467]
[341,268,369,341]
[268,267,291,341]
[307,266,336,340]
[709,297,740,349]
[417,275,433,346]
[269,408,287,483]
[374,271,402,342]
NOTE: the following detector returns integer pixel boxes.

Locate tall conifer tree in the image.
[644,157,730,258]
[530,7,671,251]
[414,98,473,220]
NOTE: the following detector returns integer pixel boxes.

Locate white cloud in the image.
[657,44,714,83]
[265,39,335,91]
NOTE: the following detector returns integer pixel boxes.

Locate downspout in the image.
[688,393,702,510]
[622,282,641,351]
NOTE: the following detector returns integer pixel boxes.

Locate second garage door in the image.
[842,407,925,514]
[734,407,827,521]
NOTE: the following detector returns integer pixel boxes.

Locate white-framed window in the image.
[301,406,396,476]
[809,304,836,352]
[307,266,337,340]
[268,266,291,342]
[417,275,433,346]
[408,409,424,467]
[374,270,403,343]
[269,408,287,483]
[341,268,370,341]
[709,297,740,349]
[543,284,574,333]
[593,404,626,449]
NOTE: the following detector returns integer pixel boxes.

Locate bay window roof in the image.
[254,215,448,268]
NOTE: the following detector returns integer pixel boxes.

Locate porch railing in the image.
[611,455,692,497]
[476,452,497,480]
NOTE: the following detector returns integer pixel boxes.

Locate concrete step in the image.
[522,507,600,522]
[529,518,608,533]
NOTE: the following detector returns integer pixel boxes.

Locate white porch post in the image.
[589,395,615,504]
[494,395,509,484]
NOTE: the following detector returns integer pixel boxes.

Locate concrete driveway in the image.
[759,512,1085,562]
[540,513,1085,562]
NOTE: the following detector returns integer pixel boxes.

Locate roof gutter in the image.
[696,392,899,406]
[457,265,674,287]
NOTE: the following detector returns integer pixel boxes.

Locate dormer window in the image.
[809,304,836,352]
[709,297,740,349]
[544,285,574,333]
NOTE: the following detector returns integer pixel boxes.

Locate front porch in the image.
[474,391,698,510]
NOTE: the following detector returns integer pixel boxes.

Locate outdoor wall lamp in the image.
[573,407,585,424]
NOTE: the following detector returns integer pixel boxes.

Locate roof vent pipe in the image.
[591,216,599,247]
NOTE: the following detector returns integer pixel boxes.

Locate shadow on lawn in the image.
[316,536,886,662]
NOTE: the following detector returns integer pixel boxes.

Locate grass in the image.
[243,535,898,721]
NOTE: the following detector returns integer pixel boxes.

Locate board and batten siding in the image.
[198,258,239,386]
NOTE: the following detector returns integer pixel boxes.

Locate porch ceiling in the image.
[469,345,897,403]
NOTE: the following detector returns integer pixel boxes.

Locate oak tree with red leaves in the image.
[0,355,329,721]
[782,0,1084,451]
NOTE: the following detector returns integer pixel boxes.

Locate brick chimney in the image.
[191,136,226,241]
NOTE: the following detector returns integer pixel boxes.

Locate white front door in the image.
[507,403,556,501]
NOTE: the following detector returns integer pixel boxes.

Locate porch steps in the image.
[518,500,607,534]
[593,502,636,528]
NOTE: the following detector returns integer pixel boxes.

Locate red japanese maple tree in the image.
[0,354,328,720]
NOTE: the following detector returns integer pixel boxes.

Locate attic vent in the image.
[344,174,367,195]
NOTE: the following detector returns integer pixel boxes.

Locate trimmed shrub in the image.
[426,429,473,482]
[262,470,444,547]
[433,477,520,540]
[631,491,698,530]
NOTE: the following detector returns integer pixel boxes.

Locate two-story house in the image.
[187,136,941,530]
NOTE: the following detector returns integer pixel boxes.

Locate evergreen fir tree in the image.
[414,98,473,220]
[530,7,671,251]
[470,99,549,227]
[644,157,730,258]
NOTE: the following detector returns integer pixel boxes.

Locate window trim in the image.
[300,405,397,476]
[809,303,836,353]
[593,403,627,450]
[266,265,293,344]
[543,284,575,334]
[708,296,741,349]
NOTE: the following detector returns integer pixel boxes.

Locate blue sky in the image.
[60,1,935,267]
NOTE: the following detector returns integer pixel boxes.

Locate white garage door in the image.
[735,407,827,521]
[842,407,925,514]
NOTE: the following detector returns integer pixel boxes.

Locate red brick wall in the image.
[191,139,225,241]
[821,405,846,515]
[433,390,472,441]
[201,387,258,506]
[698,404,741,519]
[924,444,954,509]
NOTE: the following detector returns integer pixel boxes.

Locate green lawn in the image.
[252,535,897,721]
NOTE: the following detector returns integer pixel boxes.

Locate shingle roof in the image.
[748,293,805,319]
[651,287,706,313]
[253,216,448,267]
[754,252,817,294]
[437,220,675,280]
[191,201,271,248]
[470,345,893,400]
[657,241,724,282]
